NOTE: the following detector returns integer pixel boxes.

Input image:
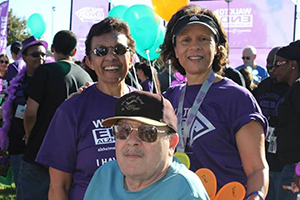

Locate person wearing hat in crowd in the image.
[272,40,300,200]
[16,31,93,200]
[7,41,25,82]
[253,47,290,200]
[35,18,136,200]
[160,5,269,200]
[0,36,48,190]
[84,90,209,200]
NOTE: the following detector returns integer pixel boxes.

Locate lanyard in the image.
[176,69,216,152]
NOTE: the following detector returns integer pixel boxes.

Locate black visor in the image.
[171,15,220,45]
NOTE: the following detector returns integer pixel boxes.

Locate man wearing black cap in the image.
[7,41,24,82]
[253,47,290,200]
[273,40,300,199]
[84,91,209,200]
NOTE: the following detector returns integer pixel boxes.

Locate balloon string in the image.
[131,64,143,91]
[145,50,159,94]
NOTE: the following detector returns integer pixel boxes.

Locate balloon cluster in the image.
[27,13,47,39]
[108,0,189,61]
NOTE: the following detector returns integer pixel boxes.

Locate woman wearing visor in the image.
[161,5,269,200]
[35,18,136,200]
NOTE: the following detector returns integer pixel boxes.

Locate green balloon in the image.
[123,4,157,29]
[136,26,165,61]
[27,13,46,39]
[108,5,128,19]
[131,17,160,50]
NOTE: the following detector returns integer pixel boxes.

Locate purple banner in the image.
[71,0,109,61]
[191,0,295,68]
[0,1,8,54]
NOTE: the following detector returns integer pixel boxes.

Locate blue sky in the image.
[7,0,153,46]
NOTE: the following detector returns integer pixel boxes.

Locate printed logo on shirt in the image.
[92,119,115,145]
[177,107,215,145]
[190,110,215,143]
[96,157,116,167]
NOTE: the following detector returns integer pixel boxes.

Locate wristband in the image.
[245,191,265,200]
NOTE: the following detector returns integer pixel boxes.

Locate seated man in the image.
[84,91,209,200]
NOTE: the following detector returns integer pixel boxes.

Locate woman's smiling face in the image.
[174,24,217,76]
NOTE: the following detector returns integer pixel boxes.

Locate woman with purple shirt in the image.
[161,5,269,200]
[35,18,136,200]
[134,62,161,94]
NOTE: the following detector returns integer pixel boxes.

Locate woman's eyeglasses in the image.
[0,60,8,64]
[112,123,171,143]
[242,56,251,60]
[27,52,46,58]
[92,44,129,57]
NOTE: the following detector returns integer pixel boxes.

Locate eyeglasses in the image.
[273,60,288,69]
[27,52,46,58]
[92,44,129,57]
[242,56,251,60]
[0,60,8,64]
[112,123,171,143]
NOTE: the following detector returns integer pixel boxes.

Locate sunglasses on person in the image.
[242,56,251,60]
[27,52,46,58]
[92,44,129,57]
[0,60,8,64]
[272,60,288,69]
[112,123,171,143]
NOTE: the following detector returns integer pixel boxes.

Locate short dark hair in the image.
[10,41,22,55]
[52,30,77,56]
[85,17,135,58]
[160,5,228,76]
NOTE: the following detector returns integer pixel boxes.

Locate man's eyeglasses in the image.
[242,56,251,60]
[273,60,288,69]
[0,60,9,64]
[27,52,46,58]
[112,123,171,143]
[92,44,129,57]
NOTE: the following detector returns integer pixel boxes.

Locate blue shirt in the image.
[236,64,269,84]
[84,158,209,200]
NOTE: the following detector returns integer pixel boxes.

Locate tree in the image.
[7,9,30,46]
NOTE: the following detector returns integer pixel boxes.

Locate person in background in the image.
[134,62,161,94]
[7,41,24,82]
[236,45,269,85]
[253,47,289,200]
[158,63,177,93]
[17,31,93,200]
[223,64,246,87]
[80,56,98,82]
[0,54,10,79]
[273,40,300,200]
[238,67,257,92]
[160,5,269,200]
[84,90,209,200]
[0,54,10,126]
[0,36,48,190]
[35,17,136,200]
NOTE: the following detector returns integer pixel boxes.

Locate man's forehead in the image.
[243,49,253,55]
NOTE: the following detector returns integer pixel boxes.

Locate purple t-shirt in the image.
[140,79,153,93]
[163,78,268,190]
[36,84,135,200]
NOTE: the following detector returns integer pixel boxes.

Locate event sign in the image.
[191,0,295,67]
[71,0,109,61]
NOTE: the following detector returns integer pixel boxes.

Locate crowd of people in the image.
[0,3,299,200]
